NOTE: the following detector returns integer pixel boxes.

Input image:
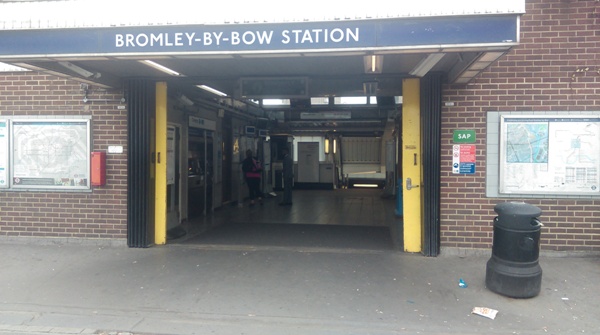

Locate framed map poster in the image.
[0,119,8,188]
[10,119,91,190]
[499,115,600,195]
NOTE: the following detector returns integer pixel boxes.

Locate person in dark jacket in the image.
[280,147,293,206]
[242,149,262,206]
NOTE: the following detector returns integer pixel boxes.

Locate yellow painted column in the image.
[154,82,168,245]
[402,78,422,253]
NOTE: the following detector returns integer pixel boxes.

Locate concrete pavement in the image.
[1,234,599,335]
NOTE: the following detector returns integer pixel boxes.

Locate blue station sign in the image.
[0,15,519,58]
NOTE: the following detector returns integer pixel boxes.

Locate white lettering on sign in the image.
[115,27,360,48]
[281,28,359,44]
[116,32,195,47]
[458,134,472,139]
[231,31,274,45]
[203,32,224,45]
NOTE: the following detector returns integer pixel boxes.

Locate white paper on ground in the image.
[472,307,499,320]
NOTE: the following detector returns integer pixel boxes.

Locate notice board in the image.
[9,119,91,190]
[499,115,600,195]
[0,119,7,188]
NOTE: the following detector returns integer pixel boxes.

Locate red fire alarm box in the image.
[91,151,106,186]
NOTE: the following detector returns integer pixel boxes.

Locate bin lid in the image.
[494,201,542,219]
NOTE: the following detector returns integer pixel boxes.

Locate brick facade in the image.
[1,0,598,253]
[0,73,128,240]
[441,0,600,252]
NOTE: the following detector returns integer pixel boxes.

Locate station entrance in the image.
[0,11,520,255]
[117,48,430,252]
[149,75,411,252]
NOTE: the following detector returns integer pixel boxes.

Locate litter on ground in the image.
[472,307,499,320]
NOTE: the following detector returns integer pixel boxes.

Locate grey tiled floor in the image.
[175,188,403,250]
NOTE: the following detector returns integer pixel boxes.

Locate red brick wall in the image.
[0,72,127,240]
[441,0,600,252]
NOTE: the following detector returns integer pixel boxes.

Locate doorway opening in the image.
[152,73,431,254]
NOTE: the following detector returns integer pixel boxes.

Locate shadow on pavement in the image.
[178,222,395,251]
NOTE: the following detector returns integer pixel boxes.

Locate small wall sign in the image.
[453,129,476,143]
[453,144,476,174]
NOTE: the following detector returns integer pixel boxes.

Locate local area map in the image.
[500,116,600,195]
[12,121,89,188]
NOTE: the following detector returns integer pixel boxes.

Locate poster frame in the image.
[499,114,600,196]
[8,117,92,190]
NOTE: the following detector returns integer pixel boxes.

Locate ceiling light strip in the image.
[141,60,180,76]
[197,85,227,97]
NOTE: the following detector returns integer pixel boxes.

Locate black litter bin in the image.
[485,202,543,298]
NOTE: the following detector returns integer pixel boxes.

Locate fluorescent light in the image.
[324,138,330,154]
[409,53,446,77]
[141,60,180,76]
[263,99,290,106]
[197,85,227,97]
[371,55,376,72]
[353,184,379,188]
[363,54,383,74]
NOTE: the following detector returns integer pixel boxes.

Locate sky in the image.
[0,0,526,29]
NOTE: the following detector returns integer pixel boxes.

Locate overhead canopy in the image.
[0,0,524,133]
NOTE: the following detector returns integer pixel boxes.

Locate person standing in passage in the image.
[242,149,263,206]
[280,147,293,206]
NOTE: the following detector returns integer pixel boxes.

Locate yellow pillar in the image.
[154,82,168,245]
[402,78,422,253]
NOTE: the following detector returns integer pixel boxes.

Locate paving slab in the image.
[0,239,599,335]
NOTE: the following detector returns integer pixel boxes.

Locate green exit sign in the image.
[453,130,476,143]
